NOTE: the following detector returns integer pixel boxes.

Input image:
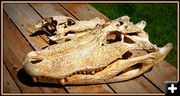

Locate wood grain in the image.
[3,12,66,93]
[144,61,177,92]
[65,85,114,93]
[3,64,21,93]
[30,3,114,93]
[3,12,43,93]
[109,76,161,93]
[3,3,48,50]
[60,3,110,22]
[30,3,75,19]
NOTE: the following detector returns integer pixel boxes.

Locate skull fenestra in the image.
[23,16,172,85]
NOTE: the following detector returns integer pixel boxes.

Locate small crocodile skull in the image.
[23,16,172,85]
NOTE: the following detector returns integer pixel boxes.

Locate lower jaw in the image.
[31,65,145,85]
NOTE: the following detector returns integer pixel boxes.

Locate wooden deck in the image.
[3,3,177,94]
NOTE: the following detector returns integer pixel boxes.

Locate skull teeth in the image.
[70,67,106,76]
[33,67,107,82]
[91,71,95,74]
[32,77,37,82]
[60,79,65,84]
[32,67,106,83]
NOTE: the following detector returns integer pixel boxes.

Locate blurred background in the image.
[91,3,177,67]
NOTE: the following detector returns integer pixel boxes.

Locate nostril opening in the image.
[28,51,43,64]
[124,36,135,44]
[30,59,43,64]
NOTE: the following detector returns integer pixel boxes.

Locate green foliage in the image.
[91,3,177,67]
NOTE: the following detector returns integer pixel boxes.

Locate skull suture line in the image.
[23,16,172,84]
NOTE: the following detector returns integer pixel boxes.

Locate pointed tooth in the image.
[60,79,65,84]
[32,77,37,82]
[86,71,90,74]
[91,71,95,74]
[96,69,99,72]
[48,26,52,30]
[73,72,77,75]
[83,71,86,74]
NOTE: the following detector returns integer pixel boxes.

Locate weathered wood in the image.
[3,12,66,93]
[3,12,43,93]
[60,3,165,93]
[60,3,110,22]
[144,61,177,92]
[30,3,114,93]
[3,3,48,50]
[30,3,75,19]
[109,76,161,93]
[65,85,114,93]
[3,64,21,93]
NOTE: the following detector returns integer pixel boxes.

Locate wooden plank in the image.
[109,76,160,93]
[3,3,48,50]
[65,85,114,93]
[60,3,110,22]
[3,64,21,93]
[60,3,177,92]
[3,12,43,93]
[3,12,66,93]
[30,3,75,19]
[30,3,114,93]
[144,61,177,92]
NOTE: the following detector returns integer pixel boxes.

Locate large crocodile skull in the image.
[23,16,172,85]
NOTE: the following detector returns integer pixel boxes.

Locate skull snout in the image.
[27,51,43,64]
[159,43,173,55]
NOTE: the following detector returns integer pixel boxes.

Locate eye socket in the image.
[124,36,135,44]
[106,31,122,44]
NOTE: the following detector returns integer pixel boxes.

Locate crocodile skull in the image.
[23,16,172,85]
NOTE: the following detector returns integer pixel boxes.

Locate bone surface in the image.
[23,15,172,85]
